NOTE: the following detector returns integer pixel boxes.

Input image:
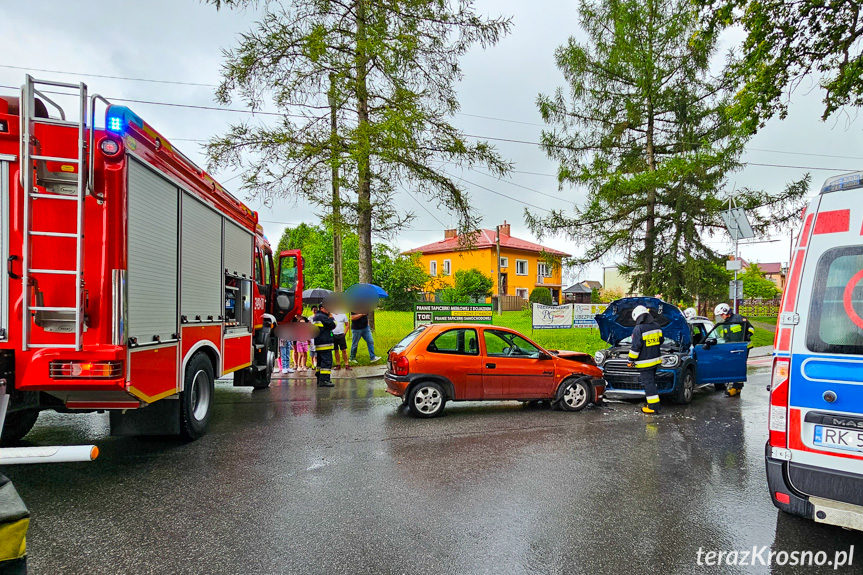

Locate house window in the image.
[516,288,528,299]
[515,259,528,275]
[537,262,550,277]
[500,257,509,268]
[430,260,438,276]
[443,259,452,276]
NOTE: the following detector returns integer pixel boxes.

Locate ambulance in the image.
[766,171,863,531]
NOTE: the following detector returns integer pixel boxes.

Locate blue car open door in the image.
[693,322,749,385]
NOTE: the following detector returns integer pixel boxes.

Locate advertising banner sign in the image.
[573,303,608,328]
[532,304,574,329]
[414,304,493,328]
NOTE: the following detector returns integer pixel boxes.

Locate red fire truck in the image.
[0,76,303,443]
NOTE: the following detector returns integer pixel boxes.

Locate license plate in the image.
[814,425,863,453]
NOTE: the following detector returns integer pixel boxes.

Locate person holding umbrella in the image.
[346,283,387,365]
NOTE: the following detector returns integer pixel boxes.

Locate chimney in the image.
[444,229,457,239]
[500,220,511,236]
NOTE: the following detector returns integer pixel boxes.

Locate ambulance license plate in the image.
[814,425,863,452]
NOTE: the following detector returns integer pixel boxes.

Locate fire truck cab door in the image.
[0,155,11,342]
[274,250,303,323]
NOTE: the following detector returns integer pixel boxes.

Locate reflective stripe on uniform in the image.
[0,517,27,562]
[633,358,661,368]
[628,350,639,359]
[313,322,324,327]
[642,329,662,346]
[320,370,331,375]
[316,344,334,350]
[646,395,660,404]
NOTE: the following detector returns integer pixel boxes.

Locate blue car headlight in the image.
[661,354,680,368]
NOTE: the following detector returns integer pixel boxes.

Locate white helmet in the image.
[631,305,650,322]
[714,303,731,316]
[683,307,697,320]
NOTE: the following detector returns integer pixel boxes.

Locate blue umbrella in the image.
[346,283,389,298]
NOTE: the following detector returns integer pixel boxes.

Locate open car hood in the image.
[595,297,690,348]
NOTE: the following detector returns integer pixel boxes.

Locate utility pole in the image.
[328,75,343,293]
[731,196,740,315]
[496,225,502,316]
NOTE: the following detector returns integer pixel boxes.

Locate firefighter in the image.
[312,301,337,388]
[628,305,664,414]
[714,303,755,397]
[0,473,28,575]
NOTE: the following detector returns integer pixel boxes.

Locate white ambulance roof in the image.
[821,171,863,194]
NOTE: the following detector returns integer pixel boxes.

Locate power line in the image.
[0,84,857,173]
[0,64,217,88]
[469,168,563,201]
[749,147,863,161]
[444,171,552,213]
[402,188,447,227]
[5,65,863,163]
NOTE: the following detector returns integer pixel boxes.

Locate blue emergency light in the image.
[104,106,143,135]
[107,115,123,132]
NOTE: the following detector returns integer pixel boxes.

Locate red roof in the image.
[754,262,783,274]
[405,229,571,257]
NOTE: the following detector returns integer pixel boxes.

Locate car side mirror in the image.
[703,337,717,349]
[539,352,553,360]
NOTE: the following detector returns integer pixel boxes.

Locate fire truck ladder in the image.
[20,75,88,351]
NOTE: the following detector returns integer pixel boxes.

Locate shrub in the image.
[529,287,553,305]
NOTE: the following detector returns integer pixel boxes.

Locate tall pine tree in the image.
[206,0,511,286]
[529,0,807,299]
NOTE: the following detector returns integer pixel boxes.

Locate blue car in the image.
[593,297,749,404]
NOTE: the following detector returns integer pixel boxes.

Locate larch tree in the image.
[527,0,808,299]
[700,0,863,133]
[205,0,512,286]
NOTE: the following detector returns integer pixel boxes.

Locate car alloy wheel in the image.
[408,382,446,418]
[557,377,590,412]
[672,369,695,405]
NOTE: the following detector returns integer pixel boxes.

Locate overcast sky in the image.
[3,0,861,285]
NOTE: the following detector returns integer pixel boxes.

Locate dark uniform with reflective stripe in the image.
[0,474,28,575]
[312,309,336,387]
[629,313,664,410]
[726,312,755,391]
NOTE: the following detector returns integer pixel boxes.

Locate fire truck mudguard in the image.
[0,76,304,442]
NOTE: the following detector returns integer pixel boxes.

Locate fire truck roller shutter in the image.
[181,193,222,322]
[127,158,179,343]
[223,219,253,280]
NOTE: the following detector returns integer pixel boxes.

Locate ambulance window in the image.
[806,246,863,355]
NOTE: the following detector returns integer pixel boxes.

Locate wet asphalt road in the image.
[4,366,861,575]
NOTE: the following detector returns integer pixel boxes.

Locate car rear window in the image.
[806,246,863,355]
[391,326,426,353]
[427,328,479,355]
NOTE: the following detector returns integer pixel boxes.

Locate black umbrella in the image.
[302,288,333,305]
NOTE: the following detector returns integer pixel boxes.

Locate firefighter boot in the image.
[725,387,741,397]
[642,395,662,414]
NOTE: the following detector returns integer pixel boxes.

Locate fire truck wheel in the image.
[253,348,276,390]
[180,353,214,440]
[0,409,40,446]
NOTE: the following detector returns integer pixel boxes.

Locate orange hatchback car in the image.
[385,323,605,418]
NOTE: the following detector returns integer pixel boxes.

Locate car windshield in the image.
[391,326,426,353]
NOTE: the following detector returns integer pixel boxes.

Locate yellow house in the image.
[405,221,571,303]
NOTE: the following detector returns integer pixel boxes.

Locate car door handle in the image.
[730,350,746,354]
[486,363,496,369]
